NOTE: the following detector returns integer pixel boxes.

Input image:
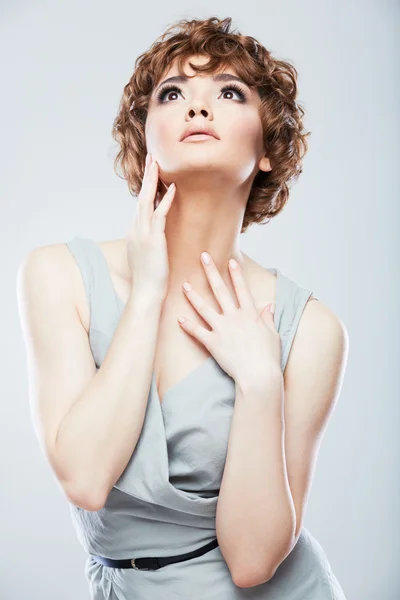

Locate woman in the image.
[18,16,348,599]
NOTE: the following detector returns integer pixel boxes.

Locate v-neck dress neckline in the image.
[94,241,282,409]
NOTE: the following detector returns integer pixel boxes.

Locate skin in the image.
[143,52,271,298]
[100,53,277,402]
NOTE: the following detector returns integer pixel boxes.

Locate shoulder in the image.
[17,242,92,332]
[288,285,349,372]
[17,242,76,293]
[296,297,349,359]
[284,296,349,413]
[248,256,348,374]
[18,238,127,334]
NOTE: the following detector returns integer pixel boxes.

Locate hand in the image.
[126,153,176,300]
[177,252,282,384]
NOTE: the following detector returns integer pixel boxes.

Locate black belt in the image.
[91,538,219,571]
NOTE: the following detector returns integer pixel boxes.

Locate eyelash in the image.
[156,83,247,104]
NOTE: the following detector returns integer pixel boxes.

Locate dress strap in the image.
[65,236,120,334]
[273,268,318,373]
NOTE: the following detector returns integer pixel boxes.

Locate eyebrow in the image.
[154,73,250,94]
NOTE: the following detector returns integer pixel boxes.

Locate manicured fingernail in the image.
[183,281,192,291]
[270,303,275,314]
[229,258,237,269]
[145,152,150,167]
[201,252,211,264]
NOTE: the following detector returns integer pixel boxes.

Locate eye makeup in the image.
[156,83,248,104]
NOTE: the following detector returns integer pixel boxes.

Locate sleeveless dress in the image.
[65,236,346,600]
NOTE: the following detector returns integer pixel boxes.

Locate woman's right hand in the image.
[126,153,176,301]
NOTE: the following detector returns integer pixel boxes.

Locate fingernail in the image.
[201,252,211,264]
[270,303,275,314]
[145,152,150,167]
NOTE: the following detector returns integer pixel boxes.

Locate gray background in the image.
[2,1,399,598]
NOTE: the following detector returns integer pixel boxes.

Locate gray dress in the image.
[65,236,346,600]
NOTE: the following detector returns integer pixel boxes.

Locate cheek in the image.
[221,116,264,180]
[146,114,176,152]
[232,116,263,150]
[221,118,263,174]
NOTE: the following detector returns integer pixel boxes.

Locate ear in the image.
[258,155,272,173]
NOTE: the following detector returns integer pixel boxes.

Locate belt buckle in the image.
[131,557,159,570]
[131,558,149,570]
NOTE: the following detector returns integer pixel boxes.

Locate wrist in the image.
[234,364,283,396]
[127,288,165,312]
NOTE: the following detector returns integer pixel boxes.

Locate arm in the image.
[216,299,349,588]
[17,244,164,512]
[216,365,293,588]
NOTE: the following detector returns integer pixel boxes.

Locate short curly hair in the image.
[112,16,311,233]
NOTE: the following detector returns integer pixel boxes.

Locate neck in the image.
[162,177,248,294]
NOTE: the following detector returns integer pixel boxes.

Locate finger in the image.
[261,303,277,329]
[140,152,153,193]
[154,191,161,210]
[200,252,236,313]
[138,155,159,222]
[228,258,255,310]
[177,316,212,350]
[181,282,219,329]
[152,183,176,232]
[137,153,154,229]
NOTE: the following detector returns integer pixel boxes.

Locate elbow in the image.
[65,481,107,512]
[232,565,277,589]
[47,441,108,512]
[230,556,278,589]
[231,534,295,588]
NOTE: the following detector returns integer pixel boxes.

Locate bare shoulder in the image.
[298,296,348,347]
[246,255,348,372]
[285,295,349,391]
[18,242,79,296]
[17,242,91,334]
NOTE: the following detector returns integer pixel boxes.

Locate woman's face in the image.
[145,54,270,187]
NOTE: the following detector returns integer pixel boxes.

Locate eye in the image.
[219,84,247,102]
[156,83,248,104]
[156,84,183,103]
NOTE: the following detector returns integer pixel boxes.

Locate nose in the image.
[188,108,209,118]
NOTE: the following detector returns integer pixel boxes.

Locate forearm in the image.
[55,290,164,508]
[216,369,296,585]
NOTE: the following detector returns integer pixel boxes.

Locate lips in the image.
[186,133,214,138]
[181,127,219,141]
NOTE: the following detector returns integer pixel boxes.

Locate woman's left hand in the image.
[177,252,282,385]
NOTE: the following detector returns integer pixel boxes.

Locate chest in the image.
[153,293,216,405]
[152,282,273,405]
[92,241,277,406]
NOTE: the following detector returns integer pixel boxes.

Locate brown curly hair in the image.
[112,16,311,233]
